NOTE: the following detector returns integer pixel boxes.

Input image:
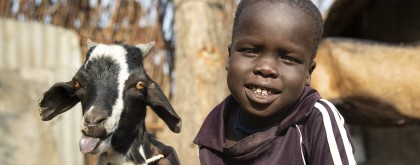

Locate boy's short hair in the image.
[232,0,324,58]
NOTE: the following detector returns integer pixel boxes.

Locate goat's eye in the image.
[136,81,145,90]
[73,81,81,89]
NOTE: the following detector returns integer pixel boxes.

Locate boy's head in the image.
[226,0,323,122]
[232,0,323,58]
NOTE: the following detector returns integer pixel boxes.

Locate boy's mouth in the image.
[245,85,281,104]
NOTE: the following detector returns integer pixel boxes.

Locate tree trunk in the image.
[157,0,234,164]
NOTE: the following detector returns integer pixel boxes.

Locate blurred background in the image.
[0,0,419,165]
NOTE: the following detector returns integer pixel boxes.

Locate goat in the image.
[311,37,420,126]
[38,40,182,164]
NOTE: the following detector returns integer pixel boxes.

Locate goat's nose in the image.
[84,108,108,126]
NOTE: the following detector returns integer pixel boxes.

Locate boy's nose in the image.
[253,57,279,78]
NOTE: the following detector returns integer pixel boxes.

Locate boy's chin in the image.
[245,99,294,117]
[246,101,274,114]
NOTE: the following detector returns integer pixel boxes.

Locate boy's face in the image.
[227,2,316,119]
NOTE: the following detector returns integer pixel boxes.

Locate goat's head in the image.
[38,40,181,154]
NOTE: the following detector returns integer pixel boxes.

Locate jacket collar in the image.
[193,86,321,152]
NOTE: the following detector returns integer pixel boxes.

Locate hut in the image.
[317,0,420,164]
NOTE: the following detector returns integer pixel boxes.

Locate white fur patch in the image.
[85,44,130,134]
[143,154,164,164]
[139,145,146,161]
[139,145,164,165]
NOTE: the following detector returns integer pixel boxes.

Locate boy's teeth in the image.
[252,87,271,95]
[262,89,268,95]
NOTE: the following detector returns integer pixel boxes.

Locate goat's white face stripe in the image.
[86,44,130,133]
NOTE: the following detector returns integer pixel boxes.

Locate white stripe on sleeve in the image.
[314,102,343,165]
[320,99,356,165]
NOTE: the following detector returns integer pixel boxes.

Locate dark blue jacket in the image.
[194,86,356,165]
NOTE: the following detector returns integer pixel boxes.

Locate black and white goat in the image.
[38,40,182,165]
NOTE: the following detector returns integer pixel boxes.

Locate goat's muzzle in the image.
[82,111,108,137]
[80,107,111,153]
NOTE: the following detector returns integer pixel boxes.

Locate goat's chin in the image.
[96,135,113,153]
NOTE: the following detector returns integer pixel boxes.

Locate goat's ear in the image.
[38,82,80,121]
[146,80,181,133]
[87,39,99,50]
[136,41,155,59]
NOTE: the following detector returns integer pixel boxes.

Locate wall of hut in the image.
[322,0,420,164]
[0,18,83,165]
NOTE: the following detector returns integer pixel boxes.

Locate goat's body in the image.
[311,37,420,126]
[97,146,150,165]
[99,145,165,165]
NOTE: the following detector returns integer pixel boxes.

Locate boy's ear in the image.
[226,44,232,71]
[309,60,316,74]
[39,82,80,121]
[145,79,181,133]
[306,61,316,85]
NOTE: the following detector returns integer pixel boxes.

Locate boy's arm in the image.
[307,99,356,165]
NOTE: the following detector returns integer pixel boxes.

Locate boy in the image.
[193,0,356,164]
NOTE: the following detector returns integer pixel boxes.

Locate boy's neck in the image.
[224,106,290,146]
[238,106,292,131]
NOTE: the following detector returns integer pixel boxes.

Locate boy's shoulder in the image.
[298,98,348,140]
[311,99,344,125]
[297,99,356,164]
[202,95,238,124]
[193,95,238,151]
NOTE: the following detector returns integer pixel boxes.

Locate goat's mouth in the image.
[79,134,111,154]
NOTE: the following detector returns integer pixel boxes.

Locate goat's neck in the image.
[97,148,130,165]
[126,124,153,163]
[110,123,142,154]
[98,121,152,164]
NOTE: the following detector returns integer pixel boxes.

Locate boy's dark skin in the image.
[225,2,317,145]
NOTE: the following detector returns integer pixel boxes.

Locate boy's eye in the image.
[239,48,260,56]
[245,49,257,54]
[280,55,299,64]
